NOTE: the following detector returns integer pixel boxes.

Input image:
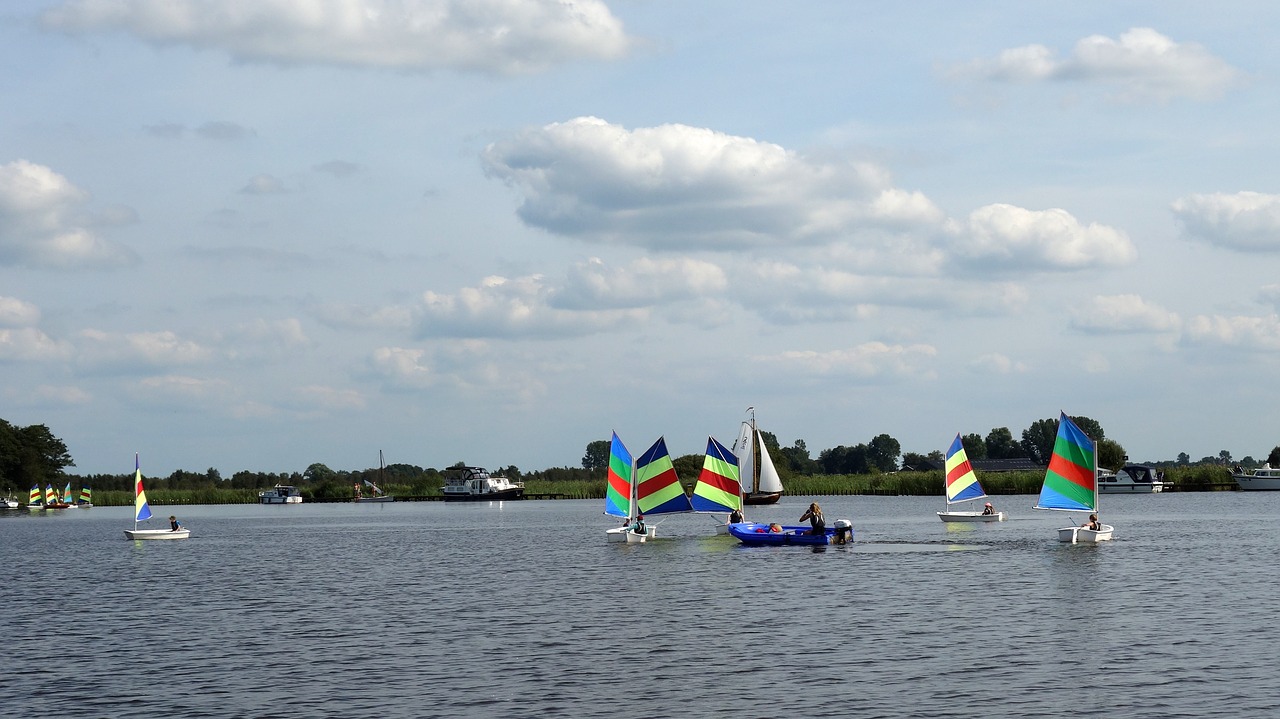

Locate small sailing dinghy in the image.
[124,454,190,540]
[691,436,742,534]
[937,434,1005,522]
[1034,413,1113,544]
[604,433,652,543]
[604,434,693,542]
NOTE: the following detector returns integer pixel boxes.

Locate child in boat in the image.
[982,502,995,515]
[169,515,182,531]
[631,515,646,534]
[1082,514,1101,530]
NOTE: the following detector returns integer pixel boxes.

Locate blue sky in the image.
[2,1,1277,477]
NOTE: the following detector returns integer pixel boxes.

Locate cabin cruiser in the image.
[259,484,303,504]
[1097,464,1165,493]
[441,466,524,501]
[1233,464,1280,491]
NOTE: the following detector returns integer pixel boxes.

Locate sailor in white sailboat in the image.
[630,514,647,535]
[982,502,996,516]
[729,508,743,524]
[800,502,826,536]
[1082,514,1101,531]
[169,515,183,532]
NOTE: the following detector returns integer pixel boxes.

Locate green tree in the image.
[961,433,987,459]
[304,463,337,483]
[1268,446,1280,466]
[1098,439,1125,471]
[1020,418,1059,464]
[672,454,702,485]
[900,452,932,471]
[1177,452,1190,465]
[867,434,901,472]
[582,440,610,471]
[984,427,1022,459]
[819,444,869,474]
[777,439,820,475]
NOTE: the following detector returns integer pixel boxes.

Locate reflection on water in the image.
[3,493,1278,718]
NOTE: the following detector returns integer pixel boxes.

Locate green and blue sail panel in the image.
[944,433,986,503]
[691,436,741,513]
[636,437,693,515]
[1035,413,1098,512]
[604,432,633,519]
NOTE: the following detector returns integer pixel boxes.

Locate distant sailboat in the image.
[736,408,783,505]
[123,454,190,540]
[77,485,93,508]
[1034,413,1113,544]
[937,434,1005,522]
[44,484,70,510]
[354,450,395,503]
[26,485,41,510]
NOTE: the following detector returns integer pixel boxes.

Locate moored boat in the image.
[0,491,18,510]
[1233,464,1280,491]
[259,484,303,504]
[441,466,524,501]
[1098,464,1165,493]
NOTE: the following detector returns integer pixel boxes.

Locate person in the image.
[982,502,995,515]
[728,508,744,524]
[631,514,647,535]
[169,515,182,532]
[1082,514,1101,531]
[799,502,826,535]
[767,523,783,533]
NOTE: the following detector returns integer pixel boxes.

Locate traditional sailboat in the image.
[124,454,190,540]
[736,408,784,505]
[937,434,1005,522]
[354,450,395,503]
[1034,413,1113,543]
[691,436,742,534]
[604,433,691,542]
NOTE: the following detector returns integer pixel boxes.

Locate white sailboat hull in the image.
[1058,524,1113,543]
[124,528,191,541]
[937,510,1006,522]
[605,525,655,543]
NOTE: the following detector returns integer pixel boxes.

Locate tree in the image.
[1098,439,1125,471]
[1218,449,1233,465]
[304,463,337,483]
[1020,419,1058,465]
[900,452,932,471]
[777,439,820,476]
[819,444,869,474]
[0,420,75,487]
[984,427,1022,459]
[1269,446,1280,466]
[1177,452,1190,465]
[672,454,702,485]
[582,440,610,471]
[961,433,987,459]
[867,434,901,472]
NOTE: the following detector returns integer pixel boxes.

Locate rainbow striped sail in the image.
[44,484,56,505]
[691,437,741,513]
[604,433,633,519]
[1035,413,1098,513]
[28,485,40,506]
[78,485,92,505]
[62,482,73,504]
[133,454,153,523]
[635,437,693,516]
[944,434,986,505]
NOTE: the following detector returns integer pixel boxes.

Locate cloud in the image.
[953,203,1136,271]
[950,27,1240,102]
[76,329,214,373]
[969,353,1028,374]
[414,273,644,339]
[482,116,944,251]
[0,159,139,269]
[314,160,362,178]
[757,342,938,381]
[1184,313,1280,351]
[1071,294,1181,334]
[368,346,434,389]
[553,256,728,310]
[0,328,72,362]
[197,121,254,140]
[132,374,236,410]
[42,0,632,75]
[0,296,41,328]
[1172,191,1280,252]
[240,174,288,195]
[287,385,366,412]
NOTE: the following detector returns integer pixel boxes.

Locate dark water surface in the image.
[3,492,1279,718]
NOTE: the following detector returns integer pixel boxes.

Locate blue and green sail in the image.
[1035,413,1098,513]
[635,437,693,516]
[604,432,633,519]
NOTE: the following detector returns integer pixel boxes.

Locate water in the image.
[3,493,1279,718]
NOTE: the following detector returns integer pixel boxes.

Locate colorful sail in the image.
[604,432,633,519]
[1035,413,1097,512]
[28,485,40,506]
[635,437,693,515]
[691,436,741,513]
[134,454,153,523]
[78,485,92,505]
[44,484,56,505]
[62,481,73,503]
[944,434,986,504]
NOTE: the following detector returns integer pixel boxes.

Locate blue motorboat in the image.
[727,521,852,546]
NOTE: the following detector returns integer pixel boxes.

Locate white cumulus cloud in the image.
[42,0,632,75]
[1172,191,1280,252]
[758,342,938,381]
[0,296,41,328]
[1184,314,1280,351]
[0,160,138,269]
[1071,294,1181,334]
[553,256,728,310]
[954,203,1136,271]
[76,329,213,373]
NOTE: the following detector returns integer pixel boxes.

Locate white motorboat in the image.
[1234,464,1280,491]
[1098,464,1165,494]
[441,466,524,501]
[260,484,303,504]
[1,492,18,510]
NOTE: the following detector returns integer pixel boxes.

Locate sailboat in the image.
[354,450,395,503]
[691,436,742,534]
[123,454,190,540]
[25,484,41,510]
[77,485,93,508]
[937,434,1006,522]
[1034,413,1113,543]
[44,483,71,509]
[736,408,784,505]
[604,433,692,542]
[61,481,78,509]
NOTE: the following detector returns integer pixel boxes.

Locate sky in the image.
[2,0,1278,478]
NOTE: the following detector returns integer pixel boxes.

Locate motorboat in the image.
[1,492,18,510]
[441,466,524,501]
[1098,464,1165,494]
[259,484,303,504]
[1234,464,1280,491]
[727,520,852,546]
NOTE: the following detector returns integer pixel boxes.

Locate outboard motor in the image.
[833,519,853,544]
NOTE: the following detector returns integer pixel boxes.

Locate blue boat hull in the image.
[727,522,847,546]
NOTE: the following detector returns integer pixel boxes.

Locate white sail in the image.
[754,430,784,494]
[735,421,754,494]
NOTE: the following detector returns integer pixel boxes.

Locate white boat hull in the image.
[1058,524,1113,543]
[124,529,191,541]
[606,525,655,543]
[353,496,394,503]
[937,511,1006,522]
[1234,473,1280,491]
[1098,484,1163,494]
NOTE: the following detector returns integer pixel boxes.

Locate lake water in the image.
[3,492,1278,718]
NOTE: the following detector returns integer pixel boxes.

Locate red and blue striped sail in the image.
[691,436,741,513]
[635,437,693,516]
[28,485,40,506]
[604,433,632,519]
[134,454,153,523]
[44,484,56,505]
[1035,413,1098,513]
[944,434,986,504]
